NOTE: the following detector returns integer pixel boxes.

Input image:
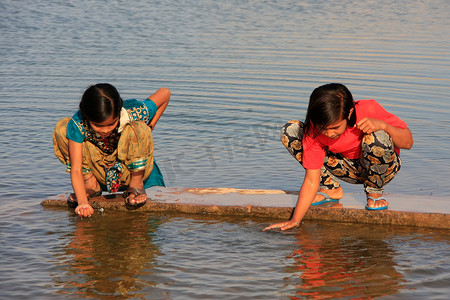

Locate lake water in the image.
[0,0,449,298]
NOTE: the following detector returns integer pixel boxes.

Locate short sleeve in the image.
[66,111,86,143]
[143,99,158,119]
[356,100,407,129]
[124,98,158,123]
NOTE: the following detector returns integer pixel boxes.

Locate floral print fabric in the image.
[281,120,401,194]
[85,124,121,155]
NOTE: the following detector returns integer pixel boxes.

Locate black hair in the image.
[79,83,123,123]
[303,83,356,137]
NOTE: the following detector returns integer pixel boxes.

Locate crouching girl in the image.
[264,83,413,231]
[53,83,170,217]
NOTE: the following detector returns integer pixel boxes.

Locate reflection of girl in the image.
[62,213,161,297]
[265,83,413,231]
[53,83,170,217]
[286,223,402,298]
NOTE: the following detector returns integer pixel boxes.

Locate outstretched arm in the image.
[263,169,321,231]
[69,140,94,217]
[148,87,171,130]
[357,118,413,150]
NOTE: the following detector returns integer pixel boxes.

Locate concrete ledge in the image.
[41,188,450,229]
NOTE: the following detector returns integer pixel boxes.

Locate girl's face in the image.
[321,118,347,139]
[89,114,119,138]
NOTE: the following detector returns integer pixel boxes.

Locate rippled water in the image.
[1,210,449,299]
[1,0,449,298]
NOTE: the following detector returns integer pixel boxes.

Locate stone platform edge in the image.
[41,195,449,230]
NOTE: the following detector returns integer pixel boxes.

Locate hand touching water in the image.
[75,203,94,217]
[263,219,300,231]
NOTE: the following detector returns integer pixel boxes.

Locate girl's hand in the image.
[356,118,386,134]
[263,219,300,231]
[75,203,94,217]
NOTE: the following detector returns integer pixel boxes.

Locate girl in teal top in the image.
[53,83,170,217]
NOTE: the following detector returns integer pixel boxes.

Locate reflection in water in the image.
[43,214,449,299]
[55,212,164,298]
[285,223,404,299]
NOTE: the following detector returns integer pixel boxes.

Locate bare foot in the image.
[312,186,344,204]
[366,193,389,209]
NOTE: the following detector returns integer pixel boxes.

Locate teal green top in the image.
[66,98,164,188]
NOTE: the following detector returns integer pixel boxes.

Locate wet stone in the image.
[41,188,449,229]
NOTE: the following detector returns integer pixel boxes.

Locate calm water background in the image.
[1,0,449,299]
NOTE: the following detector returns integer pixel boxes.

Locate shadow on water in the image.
[45,209,449,299]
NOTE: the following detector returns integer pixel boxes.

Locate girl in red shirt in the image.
[264,83,413,231]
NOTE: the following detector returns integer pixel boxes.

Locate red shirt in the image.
[302,99,407,170]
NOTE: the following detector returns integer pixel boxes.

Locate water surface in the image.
[0,0,449,298]
[2,209,449,299]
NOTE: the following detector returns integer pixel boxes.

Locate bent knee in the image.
[362,130,394,150]
[281,120,304,141]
